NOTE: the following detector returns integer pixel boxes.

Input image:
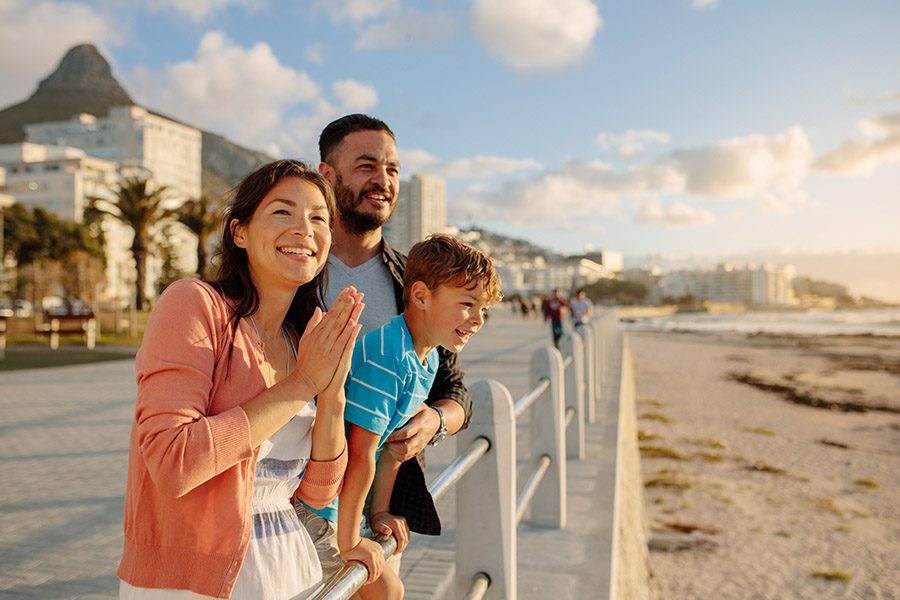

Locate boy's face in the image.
[423,280,491,353]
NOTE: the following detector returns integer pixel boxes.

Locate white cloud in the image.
[848,89,900,105]
[661,126,811,200]
[451,127,813,228]
[399,149,439,174]
[355,9,457,49]
[596,129,671,157]
[144,0,260,22]
[813,112,900,176]
[472,0,602,71]
[0,0,125,106]
[331,80,378,112]
[304,43,325,65]
[635,198,715,226]
[427,156,542,180]
[691,0,719,10]
[273,85,381,161]
[313,0,399,24]
[448,160,666,225]
[127,31,325,154]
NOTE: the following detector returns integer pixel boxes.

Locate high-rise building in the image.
[23,105,204,302]
[384,174,447,254]
[24,106,202,202]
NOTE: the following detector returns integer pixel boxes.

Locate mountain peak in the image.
[33,43,132,103]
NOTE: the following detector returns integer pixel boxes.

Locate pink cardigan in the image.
[117,280,347,598]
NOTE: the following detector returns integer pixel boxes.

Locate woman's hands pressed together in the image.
[291,287,364,398]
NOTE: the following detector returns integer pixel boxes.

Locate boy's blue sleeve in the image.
[344,354,402,437]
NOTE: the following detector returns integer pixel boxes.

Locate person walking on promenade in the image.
[542,288,569,348]
[302,234,502,598]
[569,288,594,328]
[117,160,364,600]
[294,114,474,585]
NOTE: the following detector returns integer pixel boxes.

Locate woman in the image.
[117,160,364,599]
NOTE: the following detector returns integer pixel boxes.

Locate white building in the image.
[384,174,447,254]
[24,106,204,303]
[0,143,118,222]
[660,263,797,306]
[492,255,615,296]
[25,106,202,201]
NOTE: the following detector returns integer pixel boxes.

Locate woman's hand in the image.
[291,287,364,395]
[340,538,384,585]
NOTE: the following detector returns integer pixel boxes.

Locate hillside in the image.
[0,44,271,198]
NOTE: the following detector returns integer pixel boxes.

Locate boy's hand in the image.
[383,407,441,462]
[370,511,410,554]
[340,538,384,585]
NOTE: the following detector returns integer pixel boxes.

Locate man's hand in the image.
[383,406,440,462]
[340,538,384,585]
[370,511,410,554]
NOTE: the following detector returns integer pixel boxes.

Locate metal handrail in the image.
[428,436,491,503]
[564,406,575,427]
[311,535,396,600]
[315,436,493,600]
[514,377,549,419]
[463,572,492,600]
[563,355,573,369]
[515,454,552,524]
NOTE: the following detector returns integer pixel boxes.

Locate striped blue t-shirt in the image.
[304,314,438,522]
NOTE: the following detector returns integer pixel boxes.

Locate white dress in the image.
[120,400,324,600]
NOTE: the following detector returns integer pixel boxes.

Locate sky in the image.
[2,0,899,299]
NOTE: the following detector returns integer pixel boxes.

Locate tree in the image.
[583,278,648,306]
[2,204,104,310]
[175,194,221,279]
[91,176,171,310]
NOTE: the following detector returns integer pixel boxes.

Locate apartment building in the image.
[384,174,447,254]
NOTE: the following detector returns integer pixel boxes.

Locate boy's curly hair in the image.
[403,234,503,306]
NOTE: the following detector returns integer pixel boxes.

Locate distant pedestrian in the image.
[570,288,594,328]
[541,288,569,348]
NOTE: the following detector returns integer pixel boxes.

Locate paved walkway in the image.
[0,309,622,599]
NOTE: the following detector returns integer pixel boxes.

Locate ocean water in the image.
[620,308,900,337]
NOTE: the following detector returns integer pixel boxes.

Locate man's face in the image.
[324,130,400,235]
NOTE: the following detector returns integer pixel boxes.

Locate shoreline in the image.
[629,329,900,599]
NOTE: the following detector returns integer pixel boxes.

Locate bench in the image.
[36,313,97,350]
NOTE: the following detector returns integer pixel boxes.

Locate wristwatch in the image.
[427,405,448,446]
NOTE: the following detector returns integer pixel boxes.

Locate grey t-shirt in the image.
[325,254,398,336]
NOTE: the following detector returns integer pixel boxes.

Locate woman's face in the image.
[231,177,331,293]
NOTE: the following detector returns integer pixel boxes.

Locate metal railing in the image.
[314,311,619,599]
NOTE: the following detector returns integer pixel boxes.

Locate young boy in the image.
[302,234,502,599]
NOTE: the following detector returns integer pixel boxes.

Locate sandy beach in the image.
[628,330,900,600]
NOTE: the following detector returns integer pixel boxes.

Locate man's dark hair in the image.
[319,114,395,164]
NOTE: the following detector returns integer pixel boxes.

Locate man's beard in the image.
[333,175,395,236]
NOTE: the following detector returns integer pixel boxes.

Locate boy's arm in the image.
[338,424,384,585]
[384,349,470,462]
[368,451,410,554]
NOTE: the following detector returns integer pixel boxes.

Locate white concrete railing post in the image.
[528,346,567,528]
[558,331,585,460]
[576,323,597,424]
[593,316,606,406]
[456,380,517,600]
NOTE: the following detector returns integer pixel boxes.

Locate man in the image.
[542,288,569,348]
[569,288,593,328]
[295,114,471,583]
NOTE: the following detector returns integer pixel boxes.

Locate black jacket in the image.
[379,240,472,534]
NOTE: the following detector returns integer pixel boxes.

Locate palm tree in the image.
[91,176,171,310]
[175,194,222,279]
